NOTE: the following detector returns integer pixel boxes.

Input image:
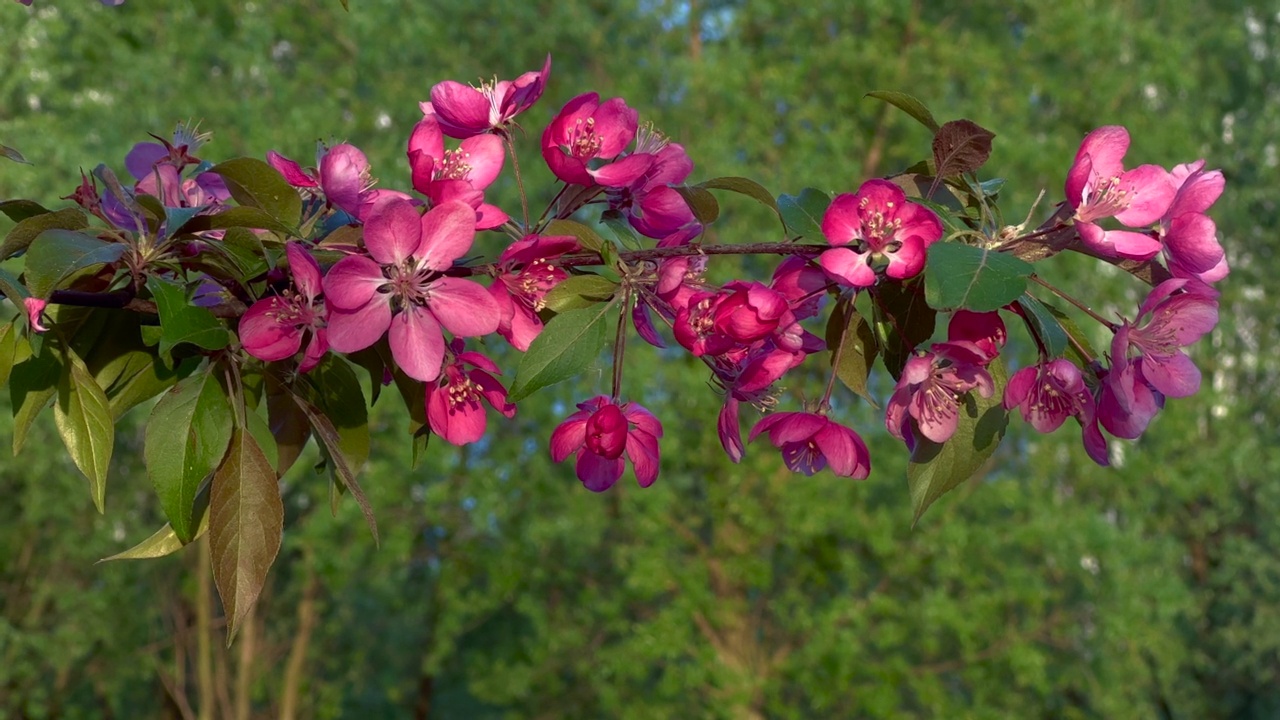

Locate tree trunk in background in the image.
[279,562,318,720]
[197,535,215,720]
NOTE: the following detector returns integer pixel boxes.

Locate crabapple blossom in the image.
[550,396,663,491]
[749,411,871,478]
[425,339,516,446]
[424,55,551,138]
[406,116,508,230]
[819,179,943,288]
[488,234,579,351]
[1004,359,1109,466]
[1065,125,1175,260]
[542,93,652,187]
[239,243,329,372]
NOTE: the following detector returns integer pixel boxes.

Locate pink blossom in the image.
[718,398,745,463]
[424,55,551,139]
[771,257,829,320]
[239,243,329,372]
[269,143,385,220]
[1110,278,1218,399]
[819,179,943,288]
[549,396,663,491]
[1065,126,1176,260]
[488,234,579,351]
[748,411,871,478]
[322,199,500,382]
[1004,359,1109,465]
[406,116,508,230]
[541,93,653,187]
[674,282,791,357]
[605,127,697,238]
[1157,161,1227,283]
[23,298,48,333]
[425,339,516,446]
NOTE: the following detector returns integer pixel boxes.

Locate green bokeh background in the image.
[2,1,1278,718]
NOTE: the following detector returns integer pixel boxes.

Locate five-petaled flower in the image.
[425,339,516,446]
[541,92,652,187]
[239,243,330,372]
[819,179,943,288]
[748,411,871,478]
[1065,125,1175,260]
[1004,358,1109,466]
[424,55,551,139]
[550,396,663,491]
[322,198,500,383]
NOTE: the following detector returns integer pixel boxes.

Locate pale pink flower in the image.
[424,55,551,139]
[322,199,499,382]
[819,179,943,288]
[425,339,516,446]
[550,396,663,491]
[1065,126,1175,260]
[1157,161,1227,283]
[1004,358,1109,465]
[749,411,871,478]
[239,243,329,372]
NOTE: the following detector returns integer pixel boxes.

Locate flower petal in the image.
[326,296,391,353]
[427,278,501,337]
[389,306,446,382]
[417,201,477,271]
[576,451,626,492]
[364,197,423,265]
[322,255,386,311]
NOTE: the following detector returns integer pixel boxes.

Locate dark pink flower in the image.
[407,116,508,230]
[885,347,995,447]
[488,234,580,351]
[322,199,500,382]
[239,243,329,372]
[749,411,871,478]
[1066,126,1175,260]
[1004,358,1109,465]
[541,93,653,187]
[771,256,829,320]
[425,55,551,139]
[23,298,48,333]
[605,127,697,238]
[1156,161,1226,283]
[425,339,516,446]
[819,179,943,288]
[674,282,790,357]
[549,396,663,491]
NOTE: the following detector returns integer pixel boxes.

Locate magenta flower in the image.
[1065,126,1175,260]
[268,143,389,220]
[239,243,329,372]
[819,179,943,288]
[549,396,663,491]
[1110,278,1218,399]
[406,116,508,230]
[23,298,48,333]
[541,93,653,187]
[674,282,791,357]
[1157,160,1227,283]
[425,339,516,446]
[322,199,500,383]
[1004,359,1109,465]
[606,127,697,238]
[749,412,871,478]
[424,55,551,139]
[488,234,579,351]
[770,256,829,321]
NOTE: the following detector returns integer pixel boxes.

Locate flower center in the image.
[566,117,603,160]
[437,148,473,181]
[1079,175,1133,222]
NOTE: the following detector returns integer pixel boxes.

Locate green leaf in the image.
[777,187,830,241]
[698,176,779,212]
[23,230,126,299]
[673,185,720,225]
[210,157,303,230]
[210,427,284,643]
[931,119,996,179]
[146,277,231,354]
[907,358,1009,524]
[0,207,89,261]
[178,206,297,237]
[508,303,611,402]
[543,218,607,253]
[865,90,941,132]
[339,0,349,9]
[291,390,379,543]
[0,267,29,308]
[1046,303,1099,367]
[870,280,937,380]
[0,199,51,223]
[9,341,62,455]
[1016,294,1069,359]
[542,274,619,313]
[924,242,1033,313]
[98,504,210,563]
[0,321,21,389]
[243,405,280,474]
[1,143,31,164]
[308,356,369,474]
[145,373,234,543]
[825,297,879,406]
[600,209,642,250]
[54,349,115,513]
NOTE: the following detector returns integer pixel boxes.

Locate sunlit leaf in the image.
[210,157,303,230]
[865,90,940,132]
[210,428,283,643]
[146,277,231,354]
[1016,294,1069,359]
[777,187,831,241]
[53,349,114,513]
[673,185,720,224]
[543,274,618,313]
[924,242,1033,313]
[508,303,611,402]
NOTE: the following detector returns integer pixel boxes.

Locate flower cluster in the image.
[16,54,1228,506]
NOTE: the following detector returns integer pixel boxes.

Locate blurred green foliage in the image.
[2,0,1278,718]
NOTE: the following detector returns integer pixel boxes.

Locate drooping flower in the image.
[819,179,943,288]
[1065,126,1176,260]
[269,143,400,221]
[1004,358,1109,465]
[488,234,579,351]
[23,298,48,333]
[541,93,653,187]
[549,396,663,491]
[239,243,329,372]
[1111,278,1218,399]
[322,199,500,382]
[1157,160,1227,284]
[425,339,516,446]
[424,55,551,138]
[605,126,697,239]
[748,411,871,478]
